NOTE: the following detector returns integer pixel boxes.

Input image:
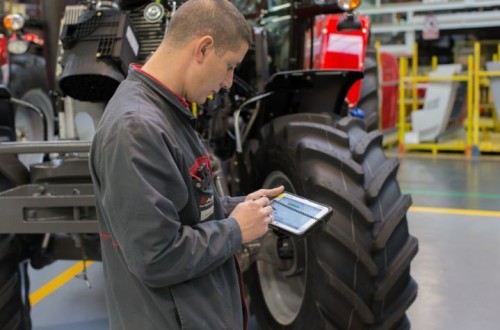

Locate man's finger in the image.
[255,196,270,206]
[261,186,285,196]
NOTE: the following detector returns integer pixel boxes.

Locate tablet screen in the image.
[271,195,322,230]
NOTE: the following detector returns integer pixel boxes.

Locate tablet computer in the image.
[269,192,333,238]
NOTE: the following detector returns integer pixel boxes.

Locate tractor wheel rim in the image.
[258,171,307,325]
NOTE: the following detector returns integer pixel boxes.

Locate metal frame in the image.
[0,183,98,233]
[396,41,500,156]
[362,0,500,55]
[0,131,94,234]
[0,140,91,154]
[397,47,474,155]
[473,42,500,154]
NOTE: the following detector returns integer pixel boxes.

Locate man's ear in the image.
[195,36,214,63]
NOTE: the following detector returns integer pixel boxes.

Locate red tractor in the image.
[0,1,417,329]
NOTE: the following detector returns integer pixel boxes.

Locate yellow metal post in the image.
[467,55,474,154]
[412,43,419,112]
[431,56,438,71]
[474,42,500,153]
[473,42,481,155]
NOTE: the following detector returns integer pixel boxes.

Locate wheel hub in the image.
[257,171,307,325]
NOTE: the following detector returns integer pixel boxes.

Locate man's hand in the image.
[230,186,285,243]
[245,186,285,202]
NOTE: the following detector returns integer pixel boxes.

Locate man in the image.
[89,0,284,328]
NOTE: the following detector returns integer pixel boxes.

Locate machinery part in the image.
[41,0,69,92]
[246,114,418,329]
[143,2,165,23]
[357,47,379,131]
[57,4,165,101]
[0,100,15,142]
[13,90,54,168]
[337,13,362,31]
[13,89,53,140]
[0,144,33,329]
[59,7,138,102]
[116,0,152,10]
[9,54,54,168]
[337,0,362,12]
[0,183,97,234]
[0,154,29,188]
[9,54,49,98]
[0,234,31,330]
[407,64,462,143]
[0,141,91,155]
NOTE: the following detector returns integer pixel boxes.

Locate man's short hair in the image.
[166,0,253,54]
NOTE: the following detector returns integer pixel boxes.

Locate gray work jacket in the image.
[89,65,246,329]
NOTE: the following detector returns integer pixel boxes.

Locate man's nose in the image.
[220,71,234,90]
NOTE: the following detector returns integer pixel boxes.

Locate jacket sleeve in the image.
[97,115,242,288]
[219,196,245,216]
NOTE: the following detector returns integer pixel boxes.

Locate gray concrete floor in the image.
[28,155,500,329]
[29,261,108,330]
[400,155,500,330]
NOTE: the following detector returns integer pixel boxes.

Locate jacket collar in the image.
[127,64,197,125]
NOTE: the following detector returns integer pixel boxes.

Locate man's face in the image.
[189,40,249,105]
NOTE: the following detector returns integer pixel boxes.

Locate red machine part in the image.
[0,34,8,86]
[10,32,44,46]
[379,51,399,130]
[0,34,8,66]
[304,14,400,130]
[304,14,370,107]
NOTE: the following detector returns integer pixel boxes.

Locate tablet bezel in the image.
[269,192,331,236]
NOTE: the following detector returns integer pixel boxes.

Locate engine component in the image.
[59,5,139,102]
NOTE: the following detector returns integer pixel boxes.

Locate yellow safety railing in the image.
[412,43,419,113]
[467,56,474,153]
[398,57,408,150]
[398,54,474,155]
[473,42,500,154]
[397,41,500,156]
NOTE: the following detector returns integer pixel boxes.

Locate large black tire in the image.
[0,143,33,330]
[358,48,380,131]
[246,114,418,329]
[0,235,31,330]
[9,54,49,97]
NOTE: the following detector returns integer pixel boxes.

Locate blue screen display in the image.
[271,196,321,230]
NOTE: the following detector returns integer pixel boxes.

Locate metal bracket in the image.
[0,183,98,234]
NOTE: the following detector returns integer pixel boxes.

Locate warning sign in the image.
[423,15,439,40]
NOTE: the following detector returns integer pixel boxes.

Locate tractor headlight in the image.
[337,0,361,11]
[7,39,29,54]
[144,2,165,23]
[3,13,25,31]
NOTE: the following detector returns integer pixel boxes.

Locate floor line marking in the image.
[29,261,94,306]
[410,206,500,217]
[403,190,500,199]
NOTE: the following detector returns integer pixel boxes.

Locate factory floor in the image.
[28,154,500,330]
